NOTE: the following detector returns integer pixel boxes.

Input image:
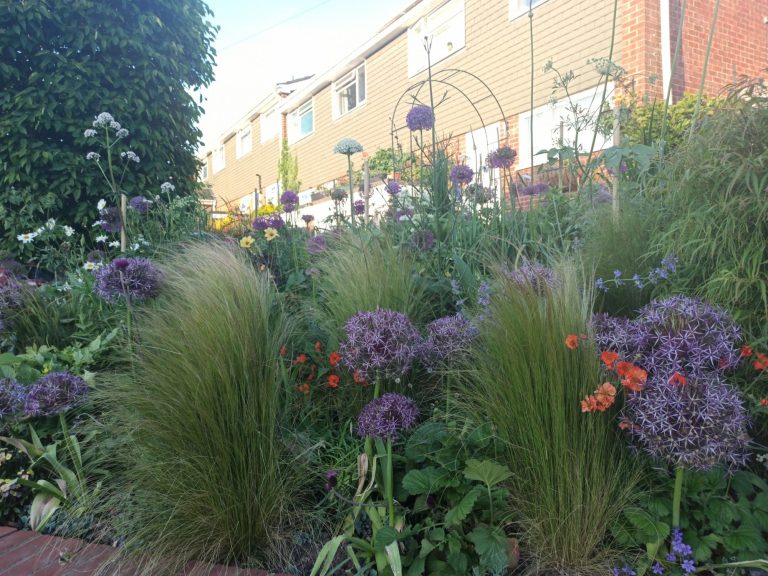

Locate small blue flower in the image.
[681,559,695,574]
[632,274,644,289]
[622,564,636,576]
[611,568,620,576]
[651,562,664,575]
[665,553,676,562]
[596,277,608,292]
[662,255,678,273]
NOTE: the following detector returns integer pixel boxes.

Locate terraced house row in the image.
[198,0,768,218]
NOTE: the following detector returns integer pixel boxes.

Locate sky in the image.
[197,0,415,150]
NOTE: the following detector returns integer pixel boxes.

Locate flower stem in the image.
[672,466,684,527]
[347,155,355,226]
[386,439,394,527]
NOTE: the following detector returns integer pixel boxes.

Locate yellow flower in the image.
[257,203,277,216]
[239,236,255,249]
[264,227,279,242]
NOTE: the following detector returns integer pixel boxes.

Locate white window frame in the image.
[260,108,278,143]
[333,63,366,119]
[236,125,252,158]
[288,99,314,144]
[517,84,614,169]
[408,0,465,77]
[264,183,280,206]
[465,123,501,189]
[213,145,225,173]
[509,0,548,20]
[199,162,208,181]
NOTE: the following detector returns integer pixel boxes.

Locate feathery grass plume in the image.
[93,241,296,572]
[462,265,643,572]
[314,232,431,329]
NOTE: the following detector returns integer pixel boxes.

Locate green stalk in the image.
[672,466,685,527]
[659,0,688,153]
[386,439,394,527]
[688,0,720,142]
[347,155,355,226]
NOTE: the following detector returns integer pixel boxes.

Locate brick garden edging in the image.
[0,527,290,575]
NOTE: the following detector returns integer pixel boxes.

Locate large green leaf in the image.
[444,487,480,527]
[467,524,508,573]
[402,466,454,495]
[463,459,512,489]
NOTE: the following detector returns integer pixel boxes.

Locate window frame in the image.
[236,125,252,158]
[332,63,367,119]
[408,0,465,78]
[260,107,278,144]
[288,98,314,144]
[199,162,209,181]
[509,0,548,21]
[212,145,225,173]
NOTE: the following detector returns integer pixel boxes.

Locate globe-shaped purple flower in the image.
[420,314,479,368]
[99,206,122,233]
[504,259,558,294]
[357,393,418,440]
[301,214,315,225]
[405,105,434,131]
[24,372,88,417]
[93,257,162,302]
[253,214,286,231]
[340,309,423,380]
[307,234,327,255]
[353,199,365,215]
[412,229,435,251]
[280,191,299,213]
[487,146,517,169]
[330,188,347,202]
[450,164,474,186]
[0,378,25,421]
[623,373,750,470]
[591,313,649,360]
[386,181,402,195]
[128,196,151,214]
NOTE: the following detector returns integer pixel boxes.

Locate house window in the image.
[517,84,613,169]
[288,99,314,143]
[213,145,225,173]
[236,125,252,158]
[199,162,208,181]
[264,183,280,206]
[260,108,278,143]
[464,123,501,188]
[408,0,465,77]
[509,0,548,20]
[333,64,366,118]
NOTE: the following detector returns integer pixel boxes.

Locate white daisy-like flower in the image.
[108,240,120,248]
[17,231,38,243]
[82,262,98,271]
[35,227,45,235]
[92,220,104,227]
[160,181,176,193]
[63,225,75,237]
[97,199,106,210]
[95,235,108,243]
[45,218,56,230]
[130,243,140,251]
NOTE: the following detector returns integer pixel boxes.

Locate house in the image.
[199,0,768,218]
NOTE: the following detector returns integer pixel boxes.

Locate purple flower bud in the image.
[325,469,338,492]
[307,234,327,255]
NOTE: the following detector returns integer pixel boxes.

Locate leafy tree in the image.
[0,0,217,257]
[277,137,300,192]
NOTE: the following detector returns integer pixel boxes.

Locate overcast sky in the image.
[197,0,415,150]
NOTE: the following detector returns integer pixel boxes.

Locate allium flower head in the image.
[93,257,162,302]
[504,259,558,294]
[487,146,517,169]
[280,191,299,212]
[24,372,88,417]
[307,234,327,255]
[411,229,434,251]
[357,393,418,440]
[0,378,26,421]
[450,164,474,185]
[420,314,479,368]
[340,308,423,379]
[331,188,347,202]
[253,214,285,231]
[386,181,402,195]
[353,199,365,215]
[99,206,122,233]
[333,138,363,155]
[129,196,151,214]
[301,214,315,224]
[465,183,495,204]
[623,373,750,470]
[405,105,434,131]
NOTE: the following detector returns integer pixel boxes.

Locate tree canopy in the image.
[0,0,218,254]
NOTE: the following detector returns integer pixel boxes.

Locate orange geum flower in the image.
[669,372,687,386]
[565,334,579,350]
[594,382,617,410]
[327,374,340,388]
[760,398,768,407]
[580,395,599,413]
[329,352,342,366]
[600,351,619,369]
[297,383,310,395]
[315,341,323,353]
[293,353,309,365]
[754,352,768,371]
[740,345,753,358]
[621,365,647,393]
[615,361,633,378]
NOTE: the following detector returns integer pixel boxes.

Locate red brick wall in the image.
[620,0,664,99]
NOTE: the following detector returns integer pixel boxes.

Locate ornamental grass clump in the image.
[94,242,295,571]
[463,266,642,572]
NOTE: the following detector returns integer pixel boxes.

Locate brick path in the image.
[0,527,286,575]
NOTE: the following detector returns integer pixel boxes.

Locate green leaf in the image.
[28,492,61,532]
[722,524,763,553]
[463,459,512,489]
[310,535,347,576]
[467,524,508,573]
[402,467,453,495]
[375,525,399,551]
[444,487,480,527]
[624,508,670,543]
[407,555,425,576]
[405,421,449,463]
[385,541,403,576]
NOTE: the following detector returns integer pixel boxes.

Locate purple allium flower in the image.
[324,469,338,492]
[253,214,286,231]
[331,188,347,202]
[487,146,517,169]
[280,191,299,213]
[465,183,495,204]
[624,372,750,470]
[340,309,423,380]
[386,181,402,195]
[405,105,434,131]
[593,185,613,205]
[520,182,549,196]
[591,313,649,359]
[504,259,558,294]
[420,314,479,368]
[450,164,474,186]
[24,372,88,417]
[353,199,365,215]
[93,257,162,302]
[356,393,418,440]
[477,281,492,308]
[393,208,414,222]
[99,206,122,233]
[0,378,25,421]
[301,214,315,225]
[307,234,327,255]
[412,229,434,251]
[333,138,363,155]
[128,196,150,214]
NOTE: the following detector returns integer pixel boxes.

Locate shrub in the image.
[95,241,296,570]
[462,265,643,572]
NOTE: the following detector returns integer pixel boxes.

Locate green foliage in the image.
[0,0,217,255]
[278,137,301,192]
[0,444,34,524]
[462,265,643,572]
[92,242,298,569]
[648,87,768,342]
